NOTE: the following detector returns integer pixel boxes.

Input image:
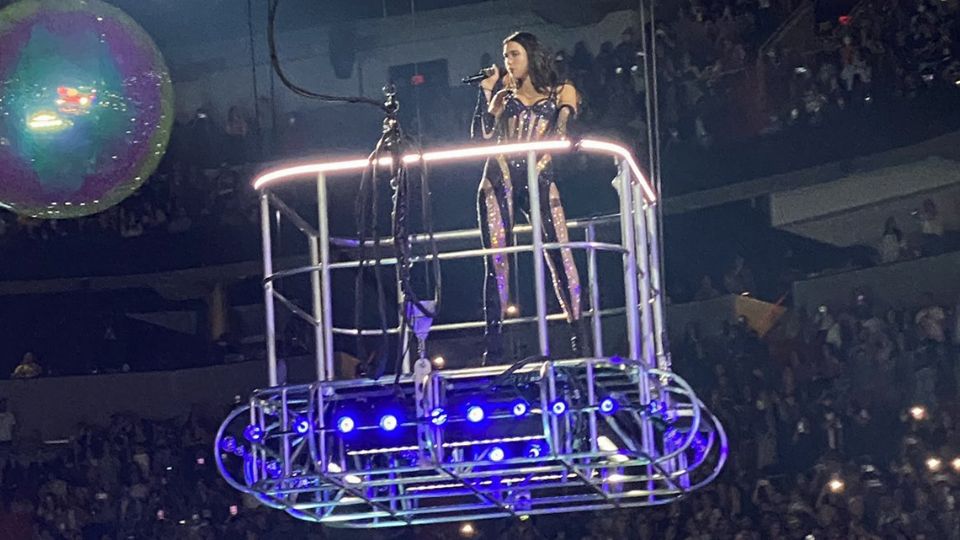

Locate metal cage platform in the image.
[215,138,727,527]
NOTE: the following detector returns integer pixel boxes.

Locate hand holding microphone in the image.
[462,65,498,86]
[463,65,516,118]
[464,65,515,92]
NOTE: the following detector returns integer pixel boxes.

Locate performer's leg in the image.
[477,172,513,365]
[538,180,590,356]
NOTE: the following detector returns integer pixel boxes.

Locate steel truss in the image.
[215,139,727,527]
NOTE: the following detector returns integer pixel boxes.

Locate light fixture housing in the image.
[466,405,485,423]
[336,416,356,434]
[379,414,399,432]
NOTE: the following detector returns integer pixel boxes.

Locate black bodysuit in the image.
[473,87,583,362]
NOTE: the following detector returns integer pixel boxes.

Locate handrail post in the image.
[260,192,278,387]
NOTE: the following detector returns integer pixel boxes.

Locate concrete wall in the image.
[770,157,960,228]
[792,250,960,312]
[769,156,960,248]
[161,1,639,120]
[0,292,791,442]
[0,362,254,441]
[782,182,960,249]
[0,358,321,441]
[668,294,785,338]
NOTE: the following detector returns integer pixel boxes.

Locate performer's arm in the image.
[471,88,498,140]
[470,64,512,139]
[471,66,510,140]
[555,83,579,138]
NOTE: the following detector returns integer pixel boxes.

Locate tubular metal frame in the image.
[215,139,725,527]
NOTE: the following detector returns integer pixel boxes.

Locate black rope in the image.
[246,0,262,152]
[354,139,392,379]
[417,159,442,317]
[486,355,550,391]
[266,0,445,378]
[268,0,395,376]
[267,0,386,111]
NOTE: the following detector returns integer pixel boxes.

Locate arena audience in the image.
[2,0,959,270]
[1,4,960,535]
[10,353,42,380]
[1,284,958,538]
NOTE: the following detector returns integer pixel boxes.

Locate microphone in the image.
[461,66,496,85]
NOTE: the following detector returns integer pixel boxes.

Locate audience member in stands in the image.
[879,216,906,264]
[694,275,721,301]
[0,399,15,452]
[916,293,947,345]
[10,353,42,379]
[723,254,756,295]
[918,198,945,255]
[224,106,250,165]
[186,107,222,172]
[0,273,956,539]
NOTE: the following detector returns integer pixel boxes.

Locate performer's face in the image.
[503,41,529,81]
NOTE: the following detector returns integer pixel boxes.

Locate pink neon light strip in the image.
[253,138,656,201]
[413,139,571,164]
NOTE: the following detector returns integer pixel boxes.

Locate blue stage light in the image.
[550,400,568,415]
[430,407,448,426]
[526,443,543,458]
[646,399,661,415]
[511,400,529,417]
[293,415,311,435]
[379,414,399,432]
[467,405,485,423]
[265,460,282,479]
[336,416,356,434]
[220,436,237,453]
[489,446,505,462]
[243,424,264,443]
[599,397,619,414]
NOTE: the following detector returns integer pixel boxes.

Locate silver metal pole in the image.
[316,385,328,473]
[546,362,560,454]
[636,343,656,501]
[645,203,669,370]
[617,161,642,362]
[431,375,444,464]
[633,189,656,369]
[255,404,265,482]
[586,357,598,453]
[527,150,549,356]
[639,0,669,371]
[586,225,604,358]
[309,228,325,382]
[261,192,278,387]
[281,388,292,476]
[649,0,668,309]
[399,278,412,375]
[248,403,260,483]
[633,188,659,500]
[585,225,601,452]
[317,173,336,380]
[346,214,622,248]
[625,173,657,501]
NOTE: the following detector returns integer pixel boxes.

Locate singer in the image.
[471,31,588,364]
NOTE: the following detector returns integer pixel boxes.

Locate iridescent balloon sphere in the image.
[0,0,173,218]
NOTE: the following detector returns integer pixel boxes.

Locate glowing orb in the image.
[0,0,173,218]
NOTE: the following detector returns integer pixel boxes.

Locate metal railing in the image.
[212,138,725,527]
[253,138,665,383]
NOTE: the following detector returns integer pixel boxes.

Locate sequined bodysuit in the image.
[473,87,583,363]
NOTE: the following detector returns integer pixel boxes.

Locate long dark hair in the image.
[503,31,560,94]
